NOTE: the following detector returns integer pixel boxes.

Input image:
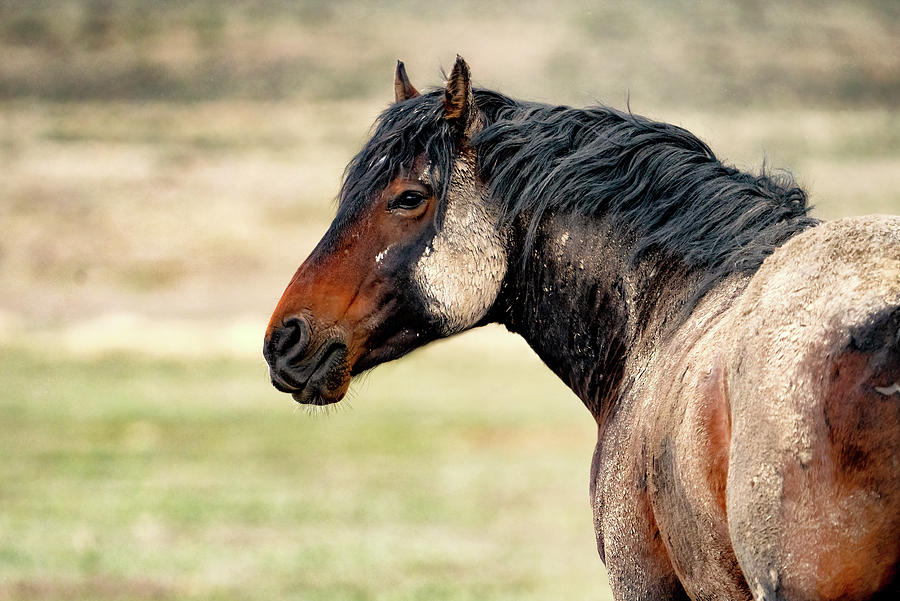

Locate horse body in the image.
[263,57,900,599]
[582,216,900,600]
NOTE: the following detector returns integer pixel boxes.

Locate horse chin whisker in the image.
[300,402,337,419]
[335,395,354,414]
[303,404,326,418]
[350,369,375,394]
[291,390,356,419]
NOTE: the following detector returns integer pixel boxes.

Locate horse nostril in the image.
[278,316,310,354]
[264,315,311,366]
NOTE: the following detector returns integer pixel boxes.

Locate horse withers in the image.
[263,57,900,600]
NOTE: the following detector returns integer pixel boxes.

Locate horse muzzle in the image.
[263,315,352,405]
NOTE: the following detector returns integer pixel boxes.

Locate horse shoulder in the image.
[590,380,690,600]
[591,277,750,600]
[638,279,751,599]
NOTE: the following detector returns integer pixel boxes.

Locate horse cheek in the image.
[413,206,506,335]
[412,162,506,335]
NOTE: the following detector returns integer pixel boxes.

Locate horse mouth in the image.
[270,340,350,406]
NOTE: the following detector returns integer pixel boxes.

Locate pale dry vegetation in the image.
[1,0,897,335]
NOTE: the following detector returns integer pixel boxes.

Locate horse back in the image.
[726,215,900,600]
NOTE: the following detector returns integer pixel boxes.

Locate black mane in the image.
[341,89,818,296]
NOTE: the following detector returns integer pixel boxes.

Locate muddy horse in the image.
[263,57,900,600]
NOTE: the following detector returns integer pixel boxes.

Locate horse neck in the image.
[493,211,695,419]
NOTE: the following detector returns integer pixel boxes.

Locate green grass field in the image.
[0,331,605,600]
[1,1,898,599]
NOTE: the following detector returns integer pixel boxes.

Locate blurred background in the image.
[1,1,897,599]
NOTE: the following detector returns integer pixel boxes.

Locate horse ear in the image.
[394,60,420,103]
[443,55,477,136]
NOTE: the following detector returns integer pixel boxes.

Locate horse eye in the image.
[387,190,427,212]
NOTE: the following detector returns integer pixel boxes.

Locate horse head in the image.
[263,57,508,405]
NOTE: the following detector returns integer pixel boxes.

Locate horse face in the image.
[264,57,507,405]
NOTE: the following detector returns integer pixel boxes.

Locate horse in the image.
[263,57,900,600]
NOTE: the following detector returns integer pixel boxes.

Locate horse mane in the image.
[340,89,819,298]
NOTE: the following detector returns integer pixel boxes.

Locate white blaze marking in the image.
[875,382,900,396]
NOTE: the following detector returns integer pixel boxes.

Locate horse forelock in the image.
[337,91,456,223]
